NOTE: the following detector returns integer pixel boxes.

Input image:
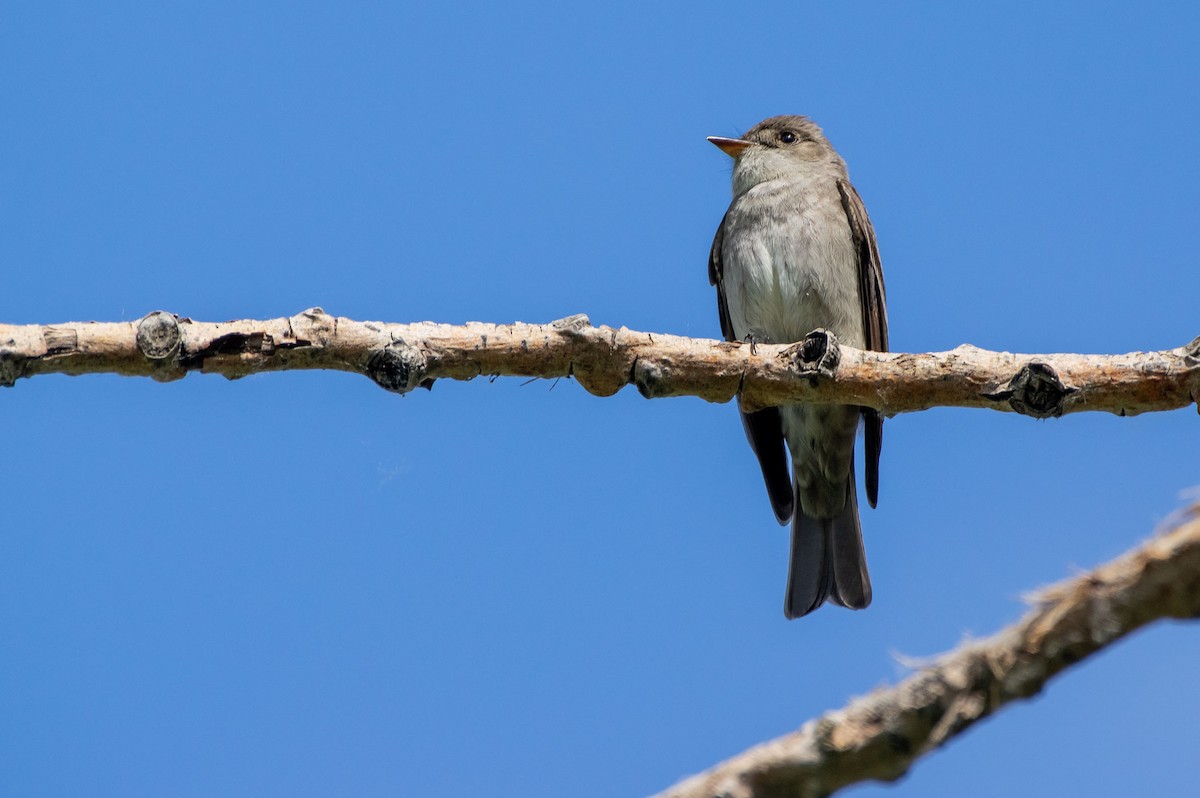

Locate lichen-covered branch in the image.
[651,502,1200,798]
[2,308,1198,418]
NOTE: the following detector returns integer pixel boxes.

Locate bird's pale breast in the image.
[721,176,863,349]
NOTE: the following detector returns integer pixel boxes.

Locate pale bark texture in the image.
[2,309,1198,418]
[652,501,1200,798]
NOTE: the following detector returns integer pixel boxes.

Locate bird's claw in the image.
[744,333,770,356]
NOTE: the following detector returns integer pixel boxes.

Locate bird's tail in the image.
[784,472,872,619]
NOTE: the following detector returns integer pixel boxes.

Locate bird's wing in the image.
[837,180,889,508]
[708,212,735,341]
[711,212,794,524]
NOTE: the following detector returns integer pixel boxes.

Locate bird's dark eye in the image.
[779,131,797,144]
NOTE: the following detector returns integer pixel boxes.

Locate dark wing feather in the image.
[837,181,888,508]
[709,212,735,341]
[711,212,794,524]
[740,409,794,524]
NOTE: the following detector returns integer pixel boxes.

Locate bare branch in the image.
[5,310,1198,791]
[651,502,1200,798]
[1,309,1198,418]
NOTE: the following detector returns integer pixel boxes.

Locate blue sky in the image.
[2,3,1198,796]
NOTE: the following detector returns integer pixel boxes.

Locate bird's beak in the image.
[707,136,752,157]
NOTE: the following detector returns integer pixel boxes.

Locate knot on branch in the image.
[1184,335,1200,363]
[1184,335,1200,409]
[366,340,428,395]
[293,307,335,343]
[632,358,671,399]
[0,349,25,387]
[787,329,842,381]
[136,311,182,360]
[1183,337,1200,414]
[984,362,1076,419]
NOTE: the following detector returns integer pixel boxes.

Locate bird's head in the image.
[708,115,845,196]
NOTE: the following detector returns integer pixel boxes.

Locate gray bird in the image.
[708,116,888,619]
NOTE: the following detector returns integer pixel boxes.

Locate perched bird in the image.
[708,116,888,619]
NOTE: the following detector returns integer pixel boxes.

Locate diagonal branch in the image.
[1,308,1198,418]
[651,501,1200,798]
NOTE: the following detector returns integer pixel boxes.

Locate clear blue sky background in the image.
[2,3,1198,796]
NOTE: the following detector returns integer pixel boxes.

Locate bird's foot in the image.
[743,332,772,356]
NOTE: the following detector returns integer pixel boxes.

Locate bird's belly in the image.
[726,235,863,348]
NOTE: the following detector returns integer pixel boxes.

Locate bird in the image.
[707,115,888,618]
